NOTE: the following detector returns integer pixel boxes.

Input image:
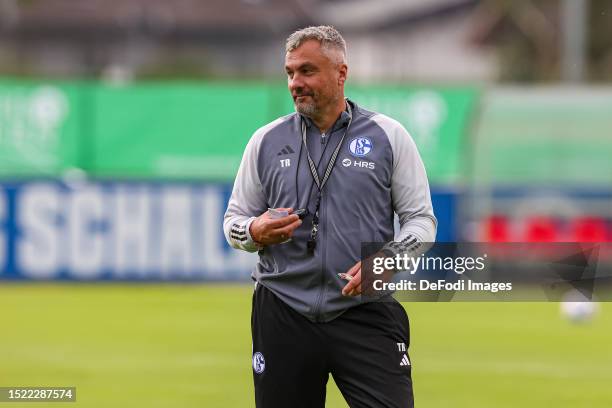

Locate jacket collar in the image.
[299,98,355,132]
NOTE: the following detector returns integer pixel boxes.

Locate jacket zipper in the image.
[311,191,327,322]
[312,130,330,321]
[312,127,340,321]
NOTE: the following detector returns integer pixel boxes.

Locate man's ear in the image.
[338,63,348,86]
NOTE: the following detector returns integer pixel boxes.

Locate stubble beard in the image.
[294,96,318,117]
[294,91,341,120]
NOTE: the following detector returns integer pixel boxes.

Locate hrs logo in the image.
[342,158,375,170]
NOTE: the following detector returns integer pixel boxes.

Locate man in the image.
[224,26,436,407]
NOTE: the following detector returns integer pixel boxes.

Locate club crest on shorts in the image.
[349,137,373,157]
[253,352,265,374]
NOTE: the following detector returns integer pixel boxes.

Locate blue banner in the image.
[0,181,457,281]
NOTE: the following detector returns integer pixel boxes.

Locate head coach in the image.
[224,25,437,408]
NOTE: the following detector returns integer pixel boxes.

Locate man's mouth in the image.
[294,95,312,101]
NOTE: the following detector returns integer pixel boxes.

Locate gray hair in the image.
[285,25,347,65]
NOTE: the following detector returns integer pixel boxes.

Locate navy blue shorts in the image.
[251,283,414,408]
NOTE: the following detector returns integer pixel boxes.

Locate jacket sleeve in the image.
[373,114,437,257]
[223,126,269,252]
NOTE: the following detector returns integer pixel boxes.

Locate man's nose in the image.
[289,73,304,90]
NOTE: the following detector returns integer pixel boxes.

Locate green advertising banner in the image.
[91,82,479,182]
[92,82,273,179]
[0,80,83,177]
[0,80,478,183]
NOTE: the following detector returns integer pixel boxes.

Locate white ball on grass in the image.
[560,290,599,323]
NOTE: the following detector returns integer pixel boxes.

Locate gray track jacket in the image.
[224,99,437,322]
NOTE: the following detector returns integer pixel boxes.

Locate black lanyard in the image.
[300,102,353,253]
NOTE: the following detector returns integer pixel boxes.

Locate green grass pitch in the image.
[1,283,611,407]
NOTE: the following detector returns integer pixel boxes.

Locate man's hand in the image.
[342,252,395,297]
[341,261,362,296]
[249,208,302,246]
